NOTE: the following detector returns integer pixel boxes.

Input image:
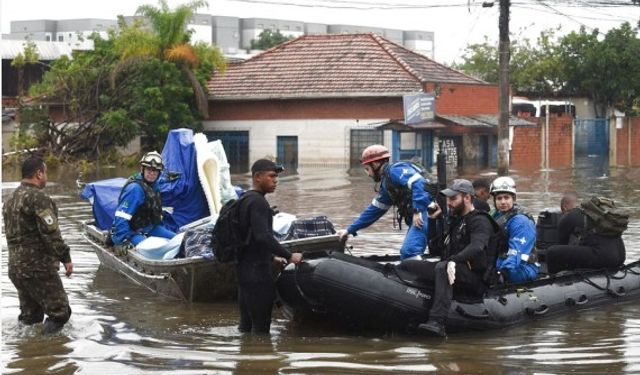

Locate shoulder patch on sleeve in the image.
[37,207,58,231]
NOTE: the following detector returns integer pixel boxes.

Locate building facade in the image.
[206,33,511,174]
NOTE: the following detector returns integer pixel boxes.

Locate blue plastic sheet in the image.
[159,129,209,232]
[80,178,127,230]
[80,128,210,231]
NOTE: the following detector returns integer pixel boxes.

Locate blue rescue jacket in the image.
[493,205,539,282]
[111,173,164,245]
[347,161,431,235]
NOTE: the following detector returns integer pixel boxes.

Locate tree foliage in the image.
[250,29,294,50]
[454,23,640,116]
[19,0,226,159]
[11,39,40,97]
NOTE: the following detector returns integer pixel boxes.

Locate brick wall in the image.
[510,116,573,170]
[511,123,542,170]
[209,97,404,120]
[210,83,500,121]
[548,116,573,168]
[616,117,640,167]
[426,83,499,115]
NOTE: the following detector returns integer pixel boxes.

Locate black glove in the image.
[115,242,134,256]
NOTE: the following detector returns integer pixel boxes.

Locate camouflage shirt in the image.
[3,182,71,275]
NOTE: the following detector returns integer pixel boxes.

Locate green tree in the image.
[453,37,498,83]
[455,23,640,116]
[453,29,562,97]
[11,39,40,97]
[20,0,227,159]
[113,0,225,119]
[250,29,294,50]
[557,23,640,116]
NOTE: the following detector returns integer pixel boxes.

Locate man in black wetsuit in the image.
[545,192,625,273]
[416,179,495,337]
[236,159,303,334]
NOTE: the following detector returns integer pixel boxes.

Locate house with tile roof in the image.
[206,33,528,173]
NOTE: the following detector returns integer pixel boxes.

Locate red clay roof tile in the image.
[208,33,486,100]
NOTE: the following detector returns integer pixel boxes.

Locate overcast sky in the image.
[2,0,639,64]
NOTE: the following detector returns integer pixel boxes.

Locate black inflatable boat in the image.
[276,250,640,333]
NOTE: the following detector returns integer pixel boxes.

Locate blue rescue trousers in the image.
[399,209,429,260]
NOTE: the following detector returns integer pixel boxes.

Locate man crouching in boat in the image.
[490,177,539,283]
[337,144,433,261]
[414,179,496,337]
[111,152,176,253]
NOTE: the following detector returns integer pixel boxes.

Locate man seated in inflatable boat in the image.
[401,177,539,337]
[398,179,497,336]
[489,176,539,284]
[544,192,626,274]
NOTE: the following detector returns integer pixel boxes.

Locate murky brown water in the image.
[2,164,640,374]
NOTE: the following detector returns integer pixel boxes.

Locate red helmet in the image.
[361,144,390,165]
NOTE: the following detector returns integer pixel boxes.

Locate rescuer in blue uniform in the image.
[337,145,433,261]
[490,176,539,283]
[111,151,176,249]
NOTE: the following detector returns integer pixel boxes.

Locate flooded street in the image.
[2,164,640,374]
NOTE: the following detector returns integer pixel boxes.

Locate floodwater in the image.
[2,163,640,374]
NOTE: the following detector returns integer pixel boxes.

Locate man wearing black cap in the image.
[235,159,302,334]
[3,155,73,334]
[415,179,496,337]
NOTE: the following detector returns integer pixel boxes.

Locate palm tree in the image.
[112,0,223,118]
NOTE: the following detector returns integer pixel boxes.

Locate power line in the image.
[222,0,640,9]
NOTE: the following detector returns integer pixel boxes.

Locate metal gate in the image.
[349,129,383,171]
[204,131,249,174]
[574,119,609,171]
[277,136,298,175]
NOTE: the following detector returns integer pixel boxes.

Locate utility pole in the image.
[497,0,510,176]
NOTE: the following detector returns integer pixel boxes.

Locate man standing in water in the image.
[236,159,303,334]
[3,155,73,334]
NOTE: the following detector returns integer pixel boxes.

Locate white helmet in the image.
[490,176,516,196]
[140,151,164,171]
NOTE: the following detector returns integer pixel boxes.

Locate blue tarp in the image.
[80,128,210,231]
[159,129,209,231]
[80,177,127,231]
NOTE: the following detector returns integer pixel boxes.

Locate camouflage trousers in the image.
[8,271,71,325]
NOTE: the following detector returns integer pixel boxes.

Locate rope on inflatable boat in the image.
[578,269,611,292]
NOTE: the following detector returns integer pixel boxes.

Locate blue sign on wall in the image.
[403,93,435,125]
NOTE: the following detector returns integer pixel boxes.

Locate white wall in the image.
[189,24,213,44]
[202,119,387,169]
[404,40,434,59]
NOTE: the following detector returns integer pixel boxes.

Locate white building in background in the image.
[4,15,436,61]
[4,19,116,50]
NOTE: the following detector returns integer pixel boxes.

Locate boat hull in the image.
[276,251,640,333]
[84,222,343,302]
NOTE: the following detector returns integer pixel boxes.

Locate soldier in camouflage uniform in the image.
[3,155,73,334]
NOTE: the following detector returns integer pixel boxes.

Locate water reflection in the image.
[2,165,640,374]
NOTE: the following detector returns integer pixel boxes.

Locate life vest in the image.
[120,176,163,231]
[493,204,538,264]
[382,161,429,228]
[442,209,500,280]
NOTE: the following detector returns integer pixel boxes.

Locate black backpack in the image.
[212,194,251,263]
[580,196,629,237]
